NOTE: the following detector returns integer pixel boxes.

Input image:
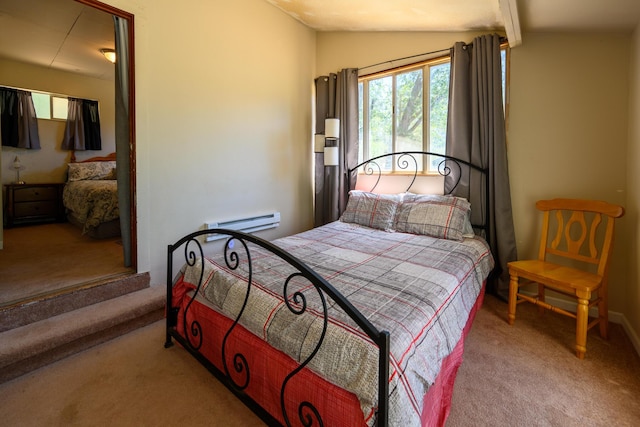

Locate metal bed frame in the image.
[164,151,488,426]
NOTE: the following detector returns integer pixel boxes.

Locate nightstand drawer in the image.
[14,201,58,218]
[4,183,65,227]
[13,186,58,202]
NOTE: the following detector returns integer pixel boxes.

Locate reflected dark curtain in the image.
[114,15,131,267]
[314,68,359,226]
[445,34,517,299]
[82,100,102,150]
[61,98,85,150]
[0,88,41,149]
[61,98,102,150]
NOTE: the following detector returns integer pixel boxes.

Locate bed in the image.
[165,152,494,426]
[62,152,120,239]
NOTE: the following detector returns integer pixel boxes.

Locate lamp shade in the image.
[314,134,325,152]
[325,118,340,139]
[324,146,339,166]
[12,156,26,184]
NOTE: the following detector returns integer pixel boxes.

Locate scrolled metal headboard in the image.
[348,151,490,236]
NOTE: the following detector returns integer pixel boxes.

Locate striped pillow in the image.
[340,191,402,231]
[395,194,471,241]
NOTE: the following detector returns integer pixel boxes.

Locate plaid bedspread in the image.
[63,180,119,233]
[180,221,494,426]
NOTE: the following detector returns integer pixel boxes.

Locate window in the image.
[359,48,507,173]
[32,91,69,120]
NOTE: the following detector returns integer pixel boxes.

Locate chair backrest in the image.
[535,199,625,277]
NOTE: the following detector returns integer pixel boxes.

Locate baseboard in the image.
[520,291,640,357]
[619,315,640,358]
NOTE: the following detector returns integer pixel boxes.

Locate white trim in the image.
[620,315,640,357]
[499,0,522,47]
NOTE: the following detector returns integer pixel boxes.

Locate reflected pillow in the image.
[68,161,117,181]
[395,194,471,241]
[340,191,402,231]
[104,167,117,180]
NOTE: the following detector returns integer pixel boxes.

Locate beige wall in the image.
[99,0,640,349]
[0,59,116,185]
[627,27,640,347]
[317,30,638,347]
[317,31,491,76]
[106,0,317,282]
[508,32,630,324]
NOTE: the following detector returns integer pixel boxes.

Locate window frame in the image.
[358,45,509,175]
[359,56,451,175]
[32,91,69,121]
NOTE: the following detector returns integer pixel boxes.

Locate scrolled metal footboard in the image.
[165,229,391,426]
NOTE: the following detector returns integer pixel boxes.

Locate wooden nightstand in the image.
[4,183,66,227]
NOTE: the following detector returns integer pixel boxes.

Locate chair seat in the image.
[507,198,624,358]
[508,260,603,294]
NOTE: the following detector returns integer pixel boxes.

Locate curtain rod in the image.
[358,35,507,73]
[358,47,450,73]
[0,84,99,103]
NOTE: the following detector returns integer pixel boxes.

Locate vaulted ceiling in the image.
[267,0,640,33]
[1,0,639,81]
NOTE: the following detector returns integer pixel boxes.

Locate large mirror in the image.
[0,0,136,308]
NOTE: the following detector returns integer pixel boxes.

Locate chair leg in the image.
[598,289,609,339]
[575,297,589,359]
[537,282,546,314]
[508,273,518,325]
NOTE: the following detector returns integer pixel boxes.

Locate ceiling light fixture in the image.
[100,48,116,63]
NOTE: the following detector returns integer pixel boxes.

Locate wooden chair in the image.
[507,198,624,359]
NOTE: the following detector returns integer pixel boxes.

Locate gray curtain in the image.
[314,68,359,226]
[82,99,102,150]
[114,15,131,267]
[61,98,101,151]
[445,34,517,299]
[0,88,41,149]
[61,98,85,150]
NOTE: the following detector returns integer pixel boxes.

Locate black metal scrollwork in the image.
[221,237,253,391]
[182,237,205,350]
[352,151,471,195]
[280,272,328,426]
[437,157,462,193]
[167,228,391,427]
[349,151,489,236]
[298,401,324,427]
[361,159,382,191]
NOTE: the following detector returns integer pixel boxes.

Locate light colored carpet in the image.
[0,294,638,426]
[448,295,640,426]
[0,222,131,306]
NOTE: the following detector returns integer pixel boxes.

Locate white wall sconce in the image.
[325,118,339,139]
[323,118,340,166]
[323,146,339,166]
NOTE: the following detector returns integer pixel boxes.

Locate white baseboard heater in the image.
[204,212,281,242]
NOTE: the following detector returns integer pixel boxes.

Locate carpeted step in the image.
[0,273,150,332]
[0,285,165,384]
